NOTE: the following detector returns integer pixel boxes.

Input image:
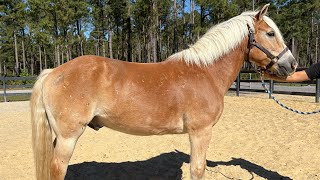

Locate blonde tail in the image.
[30,69,53,180]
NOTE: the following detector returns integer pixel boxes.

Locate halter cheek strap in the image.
[248,28,289,70]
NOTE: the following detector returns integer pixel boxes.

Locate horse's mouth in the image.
[264,62,297,78]
[264,68,294,78]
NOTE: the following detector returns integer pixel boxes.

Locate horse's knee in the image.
[191,164,205,180]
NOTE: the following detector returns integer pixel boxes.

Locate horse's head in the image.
[247,4,297,77]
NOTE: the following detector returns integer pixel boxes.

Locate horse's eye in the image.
[267,31,275,37]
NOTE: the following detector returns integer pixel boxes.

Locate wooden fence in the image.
[1,70,320,102]
[0,76,36,102]
[231,69,320,103]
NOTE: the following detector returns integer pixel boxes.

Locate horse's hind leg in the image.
[49,116,87,180]
[188,126,212,180]
[51,136,78,180]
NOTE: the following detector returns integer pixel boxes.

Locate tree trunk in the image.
[307,14,314,66]
[69,48,72,60]
[54,45,56,67]
[55,44,60,67]
[54,10,59,67]
[307,32,312,66]
[138,38,141,62]
[117,41,120,60]
[291,37,296,58]
[297,40,301,66]
[158,19,162,60]
[143,25,147,63]
[80,40,84,56]
[152,0,157,62]
[61,47,64,64]
[76,17,82,57]
[121,25,125,60]
[103,40,106,57]
[22,39,26,71]
[200,5,205,28]
[108,30,113,59]
[315,23,318,63]
[66,46,69,62]
[96,37,100,56]
[57,44,61,66]
[127,3,132,62]
[68,46,71,61]
[3,61,6,75]
[173,0,178,53]
[182,0,186,47]
[0,60,2,75]
[252,0,255,10]
[39,45,42,72]
[190,0,194,43]
[14,33,19,75]
[69,47,71,61]
[167,36,170,58]
[44,48,47,69]
[30,51,34,75]
[199,5,205,40]
[147,35,151,63]
[54,45,57,67]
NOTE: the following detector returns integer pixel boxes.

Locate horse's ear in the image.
[255,4,270,21]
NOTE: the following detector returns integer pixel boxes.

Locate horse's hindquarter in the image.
[42,56,114,137]
[44,56,224,136]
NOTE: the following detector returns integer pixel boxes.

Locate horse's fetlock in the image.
[191,166,205,180]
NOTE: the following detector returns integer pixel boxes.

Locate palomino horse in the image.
[31,4,297,180]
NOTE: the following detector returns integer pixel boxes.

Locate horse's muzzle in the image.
[272,53,297,77]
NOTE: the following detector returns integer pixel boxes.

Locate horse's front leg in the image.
[188,126,212,180]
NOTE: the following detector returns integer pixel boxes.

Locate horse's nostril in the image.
[291,61,298,70]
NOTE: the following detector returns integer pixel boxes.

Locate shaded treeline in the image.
[0,0,319,76]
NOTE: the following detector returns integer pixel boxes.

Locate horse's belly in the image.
[90,115,185,136]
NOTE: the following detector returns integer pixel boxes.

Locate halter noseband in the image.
[248,28,289,70]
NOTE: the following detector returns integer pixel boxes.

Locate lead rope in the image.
[260,73,320,115]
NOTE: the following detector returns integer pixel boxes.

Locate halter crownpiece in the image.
[247,27,289,70]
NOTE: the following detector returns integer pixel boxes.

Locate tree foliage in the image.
[0,0,319,75]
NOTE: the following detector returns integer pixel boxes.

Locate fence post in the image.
[316,79,320,103]
[2,76,6,102]
[236,73,240,96]
[269,79,274,99]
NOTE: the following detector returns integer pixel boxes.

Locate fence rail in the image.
[1,70,320,102]
[0,76,36,102]
[232,69,320,103]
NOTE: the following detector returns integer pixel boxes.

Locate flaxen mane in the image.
[169,11,284,66]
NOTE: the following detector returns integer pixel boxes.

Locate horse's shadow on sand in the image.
[66,150,291,180]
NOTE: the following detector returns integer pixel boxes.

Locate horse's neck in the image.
[206,39,248,94]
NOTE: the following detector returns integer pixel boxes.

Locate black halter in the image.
[248,28,289,70]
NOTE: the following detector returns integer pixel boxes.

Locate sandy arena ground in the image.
[1,94,320,180]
